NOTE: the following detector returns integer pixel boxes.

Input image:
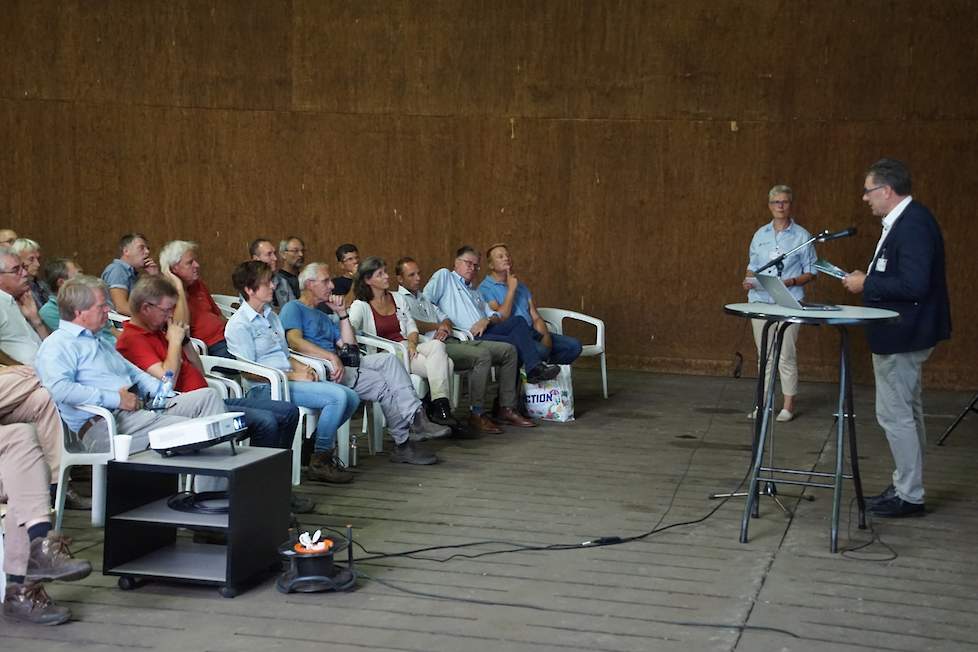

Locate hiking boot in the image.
[390,440,438,465]
[26,532,92,583]
[410,409,451,441]
[308,451,354,484]
[3,583,71,626]
[64,485,93,510]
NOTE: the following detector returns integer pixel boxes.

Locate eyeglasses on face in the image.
[768,200,791,207]
[147,302,176,315]
[862,185,886,196]
[0,265,28,275]
[458,259,480,269]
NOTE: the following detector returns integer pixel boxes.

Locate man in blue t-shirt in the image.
[478,243,582,365]
[280,263,453,461]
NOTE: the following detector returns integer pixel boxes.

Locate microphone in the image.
[817,227,857,242]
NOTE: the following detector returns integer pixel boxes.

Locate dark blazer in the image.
[864,200,951,355]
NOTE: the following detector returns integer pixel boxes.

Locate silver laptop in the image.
[755,274,840,311]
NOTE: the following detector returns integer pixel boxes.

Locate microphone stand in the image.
[752,231,826,276]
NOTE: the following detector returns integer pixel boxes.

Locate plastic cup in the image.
[113,434,133,461]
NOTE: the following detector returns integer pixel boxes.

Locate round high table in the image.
[724,303,899,553]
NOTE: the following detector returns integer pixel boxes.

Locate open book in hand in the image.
[815,258,848,279]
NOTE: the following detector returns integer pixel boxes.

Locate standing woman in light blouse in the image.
[742,185,817,422]
[349,257,455,415]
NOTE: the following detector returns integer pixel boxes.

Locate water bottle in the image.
[349,433,358,467]
[151,370,174,409]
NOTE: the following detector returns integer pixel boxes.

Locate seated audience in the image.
[11,238,51,311]
[0,228,17,245]
[282,263,451,453]
[349,257,459,427]
[396,257,530,433]
[479,243,582,365]
[34,275,226,454]
[158,240,232,358]
[41,257,118,346]
[249,238,295,310]
[2,421,92,625]
[224,261,360,482]
[424,245,560,384]
[115,276,312,512]
[277,236,306,298]
[100,233,154,315]
[0,245,49,365]
[332,243,360,302]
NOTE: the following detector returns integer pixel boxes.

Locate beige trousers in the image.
[0,366,63,477]
[751,319,800,398]
[1,423,51,576]
[408,340,454,401]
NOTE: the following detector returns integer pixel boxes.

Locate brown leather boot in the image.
[308,451,354,484]
[468,412,503,434]
[3,583,72,625]
[26,532,92,583]
[497,407,537,428]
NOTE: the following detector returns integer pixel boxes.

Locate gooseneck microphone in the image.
[816,227,858,242]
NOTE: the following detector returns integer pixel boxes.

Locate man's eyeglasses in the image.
[458,259,480,270]
[768,200,791,207]
[0,265,28,276]
[285,248,305,254]
[862,185,886,196]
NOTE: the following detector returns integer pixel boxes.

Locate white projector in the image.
[149,412,247,456]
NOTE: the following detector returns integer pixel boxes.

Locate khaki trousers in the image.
[1,423,51,576]
[0,366,63,477]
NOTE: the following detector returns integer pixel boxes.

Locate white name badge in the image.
[876,257,887,272]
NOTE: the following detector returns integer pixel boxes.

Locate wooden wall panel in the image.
[2,1,976,390]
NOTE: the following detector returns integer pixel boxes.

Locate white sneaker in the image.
[776,409,794,422]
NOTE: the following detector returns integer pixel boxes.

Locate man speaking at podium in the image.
[843,158,951,518]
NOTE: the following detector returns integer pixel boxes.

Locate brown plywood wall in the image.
[2,0,976,389]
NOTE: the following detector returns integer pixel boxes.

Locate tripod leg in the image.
[937,391,978,446]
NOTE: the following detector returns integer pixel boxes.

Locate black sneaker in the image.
[869,495,925,518]
[865,484,896,506]
[290,493,316,514]
[527,363,560,383]
[390,440,438,465]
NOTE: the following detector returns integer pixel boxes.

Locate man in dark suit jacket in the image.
[843,158,951,518]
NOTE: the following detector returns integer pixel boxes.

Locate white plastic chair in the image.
[54,405,119,531]
[108,310,130,327]
[211,294,240,319]
[537,308,607,399]
[200,355,309,486]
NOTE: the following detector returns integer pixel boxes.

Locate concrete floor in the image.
[5,368,978,651]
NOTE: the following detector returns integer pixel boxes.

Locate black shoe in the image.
[527,363,560,383]
[390,440,438,465]
[869,495,925,518]
[865,484,896,506]
[428,398,460,427]
[290,493,316,514]
[449,424,481,439]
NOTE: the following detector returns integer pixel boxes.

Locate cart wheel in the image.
[118,576,139,591]
[219,585,237,598]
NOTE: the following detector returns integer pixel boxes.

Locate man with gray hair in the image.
[0,244,50,365]
[101,233,155,316]
[277,236,306,298]
[34,275,226,454]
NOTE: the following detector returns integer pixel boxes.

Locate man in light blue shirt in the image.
[478,243,582,365]
[100,233,153,316]
[423,245,559,384]
[35,275,224,453]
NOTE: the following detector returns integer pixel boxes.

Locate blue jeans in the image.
[534,331,583,365]
[480,317,544,371]
[224,397,299,449]
[247,380,359,453]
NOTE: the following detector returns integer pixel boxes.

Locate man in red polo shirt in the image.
[116,275,312,512]
[158,240,233,359]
